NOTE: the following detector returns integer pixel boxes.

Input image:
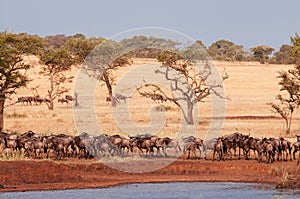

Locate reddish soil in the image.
[0,158,299,192]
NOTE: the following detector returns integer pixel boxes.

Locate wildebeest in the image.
[212,137,224,161]
[256,138,275,163]
[24,137,45,159]
[202,137,219,160]
[58,98,69,104]
[156,137,182,157]
[3,134,18,157]
[243,137,260,160]
[280,137,292,161]
[130,136,158,157]
[292,141,300,161]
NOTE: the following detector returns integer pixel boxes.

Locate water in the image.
[0,182,299,199]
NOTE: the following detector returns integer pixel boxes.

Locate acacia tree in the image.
[208,40,248,61]
[66,34,104,64]
[271,44,294,64]
[137,48,227,125]
[84,40,131,106]
[250,45,275,64]
[120,36,179,58]
[38,46,74,110]
[0,32,42,131]
[268,34,300,134]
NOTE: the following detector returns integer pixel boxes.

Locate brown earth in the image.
[0,158,299,192]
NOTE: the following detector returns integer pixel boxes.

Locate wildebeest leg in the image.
[187,150,191,159]
[253,149,257,160]
[203,147,207,160]
[150,147,154,157]
[257,152,261,162]
[288,146,292,161]
[293,149,297,160]
[238,147,241,160]
[198,147,202,159]
[163,147,168,157]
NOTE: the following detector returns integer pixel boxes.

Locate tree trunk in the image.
[49,98,54,110]
[186,102,194,125]
[0,99,4,132]
[286,111,293,134]
[48,72,54,110]
[284,117,289,134]
[103,72,116,107]
[181,101,194,125]
[74,92,79,106]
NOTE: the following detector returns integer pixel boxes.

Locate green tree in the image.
[0,32,42,131]
[250,45,275,64]
[120,36,179,58]
[290,33,300,65]
[66,35,104,64]
[208,40,248,61]
[271,44,294,64]
[38,46,74,110]
[43,34,70,49]
[268,34,300,134]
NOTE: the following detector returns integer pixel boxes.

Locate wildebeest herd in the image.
[15,95,74,106]
[0,130,299,165]
[16,96,50,105]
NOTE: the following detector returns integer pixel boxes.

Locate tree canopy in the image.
[120,36,179,58]
[250,45,275,64]
[268,34,300,134]
[208,40,249,61]
[38,45,75,110]
[0,32,43,130]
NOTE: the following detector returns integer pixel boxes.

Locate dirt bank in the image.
[0,158,299,192]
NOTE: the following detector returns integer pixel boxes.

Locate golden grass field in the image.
[4,56,300,142]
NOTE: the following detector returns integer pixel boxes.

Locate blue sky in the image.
[1,0,299,50]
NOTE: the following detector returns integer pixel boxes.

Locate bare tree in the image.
[137,50,227,124]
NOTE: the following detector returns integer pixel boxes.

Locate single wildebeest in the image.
[202,137,219,160]
[156,137,182,157]
[280,137,292,161]
[185,140,203,159]
[24,137,45,159]
[4,134,18,157]
[292,141,300,160]
[131,138,155,157]
[212,137,224,161]
[243,137,259,160]
[222,136,236,160]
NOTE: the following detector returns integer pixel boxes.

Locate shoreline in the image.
[0,159,298,192]
[0,178,276,193]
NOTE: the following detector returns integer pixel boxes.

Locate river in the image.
[0,182,299,199]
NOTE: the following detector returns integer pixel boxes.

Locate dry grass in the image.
[270,166,300,189]
[3,57,300,142]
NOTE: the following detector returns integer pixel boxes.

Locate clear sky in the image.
[1,0,299,50]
